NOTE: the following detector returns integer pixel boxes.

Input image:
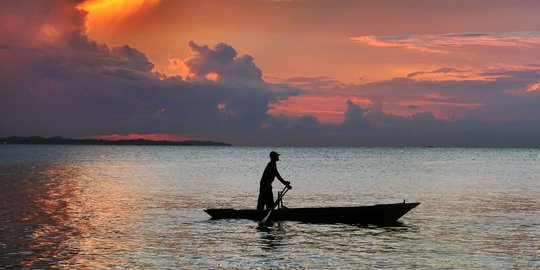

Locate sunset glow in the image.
[77,0,160,32]
[270,97,374,124]
[3,0,540,146]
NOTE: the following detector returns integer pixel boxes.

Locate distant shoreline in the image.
[0,136,231,146]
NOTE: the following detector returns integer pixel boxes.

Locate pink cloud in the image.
[351,32,540,53]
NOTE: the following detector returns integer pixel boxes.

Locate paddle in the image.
[260,185,291,224]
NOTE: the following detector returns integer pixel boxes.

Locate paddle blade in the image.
[261,211,272,224]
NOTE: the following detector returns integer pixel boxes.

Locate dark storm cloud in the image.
[326,70,540,146]
[263,63,540,146]
[0,0,296,141]
[341,100,369,131]
[0,40,284,137]
[185,41,263,83]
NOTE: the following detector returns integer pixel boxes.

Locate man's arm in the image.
[275,168,292,188]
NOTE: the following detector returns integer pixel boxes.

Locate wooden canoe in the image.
[205,202,419,224]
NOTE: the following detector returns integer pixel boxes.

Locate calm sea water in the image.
[0,145,538,269]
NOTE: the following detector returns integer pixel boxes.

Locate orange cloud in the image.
[527,83,540,93]
[351,35,445,53]
[166,58,192,79]
[205,72,219,82]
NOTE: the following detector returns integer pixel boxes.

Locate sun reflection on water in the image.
[0,161,149,268]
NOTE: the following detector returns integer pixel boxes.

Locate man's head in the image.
[269,151,280,161]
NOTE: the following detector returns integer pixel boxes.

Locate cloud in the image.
[527,83,540,93]
[183,41,263,83]
[0,0,295,142]
[267,76,344,91]
[2,1,540,147]
[405,67,503,82]
[351,32,540,53]
[407,68,462,78]
[354,69,540,123]
[268,64,540,146]
[0,0,87,48]
[341,100,369,131]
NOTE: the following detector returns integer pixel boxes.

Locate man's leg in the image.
[264,188,274,210]
[257,188,265,210]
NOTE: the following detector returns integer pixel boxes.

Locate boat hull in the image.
[204,202,420,224]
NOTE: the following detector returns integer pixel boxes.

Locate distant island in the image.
[0,136,231,146]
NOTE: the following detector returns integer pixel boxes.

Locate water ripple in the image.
[1,146,539,269]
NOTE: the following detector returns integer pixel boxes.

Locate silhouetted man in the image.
[257,151,292,211]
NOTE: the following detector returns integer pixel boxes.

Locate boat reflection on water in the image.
[256,220,410,253]
[257,222,290,251]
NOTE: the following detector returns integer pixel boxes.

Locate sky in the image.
[2,0,540,146]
